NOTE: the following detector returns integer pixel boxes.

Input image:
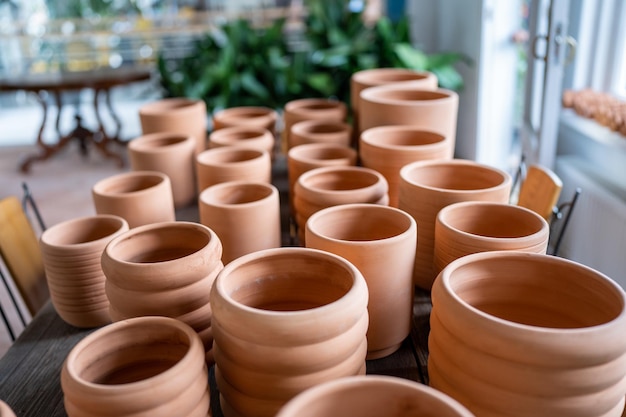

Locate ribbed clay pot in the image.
[275,375,476,417]
[359,86,458,153]
[429,251,626,417]
[61,316,210,417]
[128,132,197,209]
[0,400,16,417]
[305,204,416,359]
[199,181,281,265]
[289,119,352,149]
[434,201,550,275]
[212,106,278,134]
[398,159,512,290]
[360,125,452,207]
[101,221,224,362]
[92,171,175,229]
[351,68,438,138]
[196,147,271,194]
[294,166,389,245]
[208,126,275,156]
[283,98,347,152]
[139,98,208,155]
[39,214,128,328]
[210,247,369,417]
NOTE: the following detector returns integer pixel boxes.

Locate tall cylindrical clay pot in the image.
[429,251,626,417]
[305,204,416,359]
[196,147,272,194]
[289,119,352,149]
[139,98,208,155]
[210,247,369,417]
[208,126,275,156]
[283,98,347,152]
[128,132,197,209]
[212,106,278,135]
[39,214,129,328]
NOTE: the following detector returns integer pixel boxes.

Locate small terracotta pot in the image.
[208,126,275,155]
[210,247,369,417]
[199,181,281,265]
[139,98,208,155]
[434,201,550,275]
[128,132,197,209]
[283,98,347,152]
[305,204,416,359]
[360,125,451,207]
[0,400,17,417]
[196,147,271,194]
[92,171,175,229]
[276,375,475,417]
[289,119,352,149]
[398,159,512,289]
[61,316,210,417]
[39,214,128,328]
[294,166,389,244]
[101,221,224,361]
[429,251,626,417]
[212,106,278,134]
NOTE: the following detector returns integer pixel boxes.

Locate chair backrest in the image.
[517,164,563,221]
[0,196,48,316]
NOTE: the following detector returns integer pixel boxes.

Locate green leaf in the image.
[431,66,464,91]
[306,72,335,96]
[240,71,270,99]
[393,43,428,70]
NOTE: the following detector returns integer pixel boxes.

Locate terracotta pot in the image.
[101,221,224,361]
[61,316,210,417]
[212,106,278,134]
[305,204,416,359]
[434,201,550,275]
[289,119,352,149]
[210,247,369,417]
[360,125,452,207]
[351,68,438,138]
[39,214,128,328]
[294,166,389,245]
[92,171,175,229]
[0,400,17,417]
[359,86,458,153]
[208,126,275,156]
[139,98,208,155]
[196,147,271,194]
[128,132,197,209]
[276,375,475,417]
[398,159,512,289]
[283,98,347,152]
[199,181,281,265]
[429,251,626,417]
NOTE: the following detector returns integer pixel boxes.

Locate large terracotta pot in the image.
[398,159,512,289]
[210,247,369,417]
[208,126,275,156]
[39,214,128,328]
[139,98,208,155]
[305,204,416,359]
[359,125,452,207]
[199,181,281,265]
[127,132,197,209]
[283,98,347,152]
[294,166,389,245]
[434,201,550,275]
[276,375,475,417]
[429,251,626,417]
[92,171,176,229]
[212,106,278,134]
[289,119,352,149]
[61,316,210,417]
[196,147,271,194]
[101,221,224,362]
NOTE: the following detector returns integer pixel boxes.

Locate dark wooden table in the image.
[0,66,153,173]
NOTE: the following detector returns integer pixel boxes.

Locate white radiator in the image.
[554,155,626,290]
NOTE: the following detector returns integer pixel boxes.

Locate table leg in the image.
[92,88,125,167]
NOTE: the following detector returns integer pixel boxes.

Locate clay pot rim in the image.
[40,214,128,250]
[436,201,550,243]
[138,97,205,116]
[199,181,278,208]
[297,166,388,196]
[360,125,447,150]
[209,126,273,142]
[284,98,347,115]
[275,375,474,417]
[291,119,353,136]
[127,132,195,154]
[351,68,437,86]
[92,171,170,197]
[288,143,357,164]
[439,251,626,335]
[360,85,457,106]
[212,106,277,122]
[196,147,269,166]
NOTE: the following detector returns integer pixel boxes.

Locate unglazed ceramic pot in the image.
[210,247,369,417]
[92,171,176,229]
[294,166,389,245]
[275,375,475,417]
[199,181,281,265]
[101,221,224,361]
[196,147,271,194]
[398,159,512,290]
[434,201,550,275]
[429,251,626,417]
[283,98,347,152]
[128,132,197,209]
[289,119,352,149]
[61,316,210,417]
[212,106,278,134]
[139,98,208,155]
[305,204,416,359]
[39,214,128,328]
[0,400,17,417]
[360,125,452,207]
[208,126,275,155]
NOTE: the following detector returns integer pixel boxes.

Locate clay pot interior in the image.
[363,89,452,103]
[361,128,445,147]
[140,98,200,114]
[288,143,357,164]
[203,183,273,206]
[93,172,167,195]
[129,134,190,150]
[42,216,126,248]
[212,106,277,130]
[299,168,383,194]
[354,69,435,84]
[197,148,267,165]
[402,162,509,191]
